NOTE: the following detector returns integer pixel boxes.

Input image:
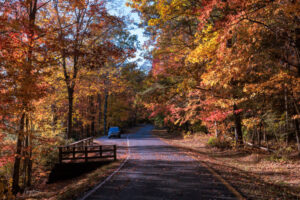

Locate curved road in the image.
[81,125,237,200]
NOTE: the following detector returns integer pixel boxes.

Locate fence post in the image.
[113,145,117,161]
[85,146,88,162]
[59,147,62,164]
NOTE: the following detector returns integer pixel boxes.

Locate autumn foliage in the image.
[0,0,145,197]
[128,0,300,149]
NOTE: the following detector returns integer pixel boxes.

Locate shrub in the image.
[207,136,232,149]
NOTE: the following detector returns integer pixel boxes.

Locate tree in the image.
[129,0,300,149]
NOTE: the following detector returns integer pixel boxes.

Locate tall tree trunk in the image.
[81,123,84,140]
[292,96,300,153]
[22,116,29,189]
[97,93,102,135]
[284,86,289,146]
[26,118,32,187]
[51,104,57,133]
[251,128,255,145]
[12,113,25,194]
[103,90,108,135]
[86,125,90,138]
[89,96,95,137]
[214,121,219,138]
[233,104,243,145]
[67,88,74,139]
[294,119,300,153]
[14,0,38,192]
[258,122,262,146]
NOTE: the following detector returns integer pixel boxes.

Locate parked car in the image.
[108,127,121,138]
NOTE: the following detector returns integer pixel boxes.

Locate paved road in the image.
[82,125,237,200]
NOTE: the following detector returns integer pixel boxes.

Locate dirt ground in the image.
[152,129,300,200]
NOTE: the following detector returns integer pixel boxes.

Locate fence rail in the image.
[65,137,94,147]
[58,137,117,164]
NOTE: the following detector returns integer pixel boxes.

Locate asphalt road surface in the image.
[81,125,237,200]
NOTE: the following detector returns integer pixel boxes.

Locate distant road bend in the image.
[80,125,238,200]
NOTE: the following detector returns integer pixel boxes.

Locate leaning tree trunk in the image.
[12,113,25,194]
[233,104,243,146]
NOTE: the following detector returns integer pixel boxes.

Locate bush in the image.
[38,136,74,170]
[183,131,192,139]
[207,136,232,149]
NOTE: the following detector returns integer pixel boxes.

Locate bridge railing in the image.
[58,145,117,164]
[66,137,94,147]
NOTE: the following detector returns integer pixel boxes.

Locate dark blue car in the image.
[108,127,121,138]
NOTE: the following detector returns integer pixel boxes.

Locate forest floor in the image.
[152,129,300,200]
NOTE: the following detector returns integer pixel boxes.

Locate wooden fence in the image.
[68,137,94,147]
[58,137,117,164]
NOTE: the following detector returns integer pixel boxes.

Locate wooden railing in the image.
[67,137,94,147]
[58,145,117,164]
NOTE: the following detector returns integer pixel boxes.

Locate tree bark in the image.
[295,119,300,153]
[67,88,74,139]
[284,85,289,146]
[214,121,219,138]
[103,90,108,136]
[89,96,95,137]
[233,104,243,145]
[12,113,25,194]
[258,122,262,146]
[22,116,29,189]
[97,93,102,135]
[27,119,32,187]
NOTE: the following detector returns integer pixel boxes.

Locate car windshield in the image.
[109,127,119,131]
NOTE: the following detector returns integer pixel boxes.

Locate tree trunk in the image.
[258,122,262,146]
[233,104,243,145]
[67,88,74,139]
[81,123,84,140]
[214,121,219,138]
[295,119,300,153]
[251,128,255,145]
[51,104,57,133]
[103,90,108,136]
[27,128,32,187]
[284,86,289,146]
[97,93,102,135]
[89,96,95,137]
[12,113,25,194]
[292,96,300,153]
[22,116,30,189]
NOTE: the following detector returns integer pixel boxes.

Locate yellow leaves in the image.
[187,25,219,64]
[242,117,260,129]
[148,18,160,26]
